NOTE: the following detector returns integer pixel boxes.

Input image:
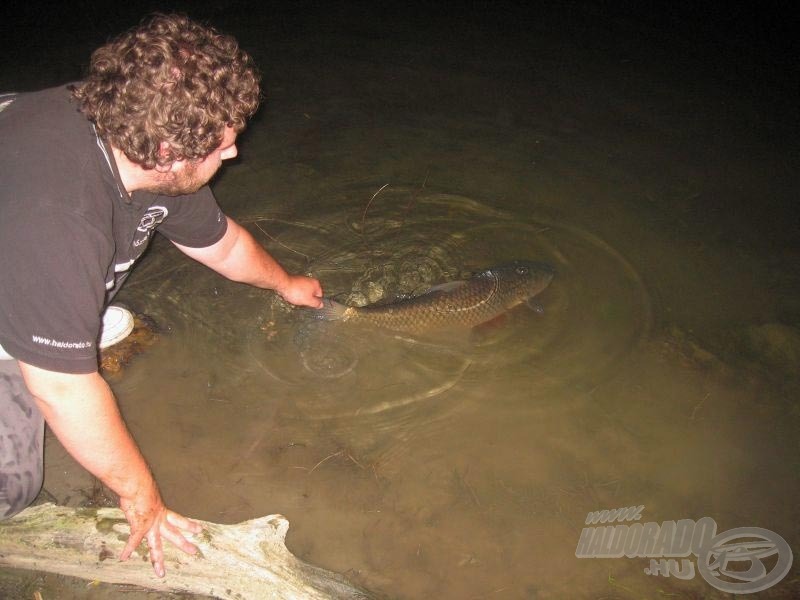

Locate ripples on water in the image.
[244,185,651,425]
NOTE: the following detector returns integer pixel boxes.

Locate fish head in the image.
[486,260,555,307]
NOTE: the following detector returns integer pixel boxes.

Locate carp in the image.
[317,261,555,334]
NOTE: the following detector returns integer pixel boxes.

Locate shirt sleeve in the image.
[0,205,108,373]
[155,185,228,248]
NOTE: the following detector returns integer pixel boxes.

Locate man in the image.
[0,14,323,577]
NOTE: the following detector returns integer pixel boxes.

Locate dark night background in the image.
[1,0,797,244]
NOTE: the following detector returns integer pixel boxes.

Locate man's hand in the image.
[119,487,203,578]
[18,362,203,578]
[278,274,324,308]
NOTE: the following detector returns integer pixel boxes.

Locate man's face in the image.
[150,126,239,196]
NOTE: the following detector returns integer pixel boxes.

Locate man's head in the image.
[71,13,260,172]
[147,124,239,196]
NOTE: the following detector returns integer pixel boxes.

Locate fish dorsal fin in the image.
[420,280,468,295]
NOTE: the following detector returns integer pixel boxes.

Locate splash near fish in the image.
[317,261,555,334]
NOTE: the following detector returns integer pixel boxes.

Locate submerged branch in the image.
[0,503,373,599]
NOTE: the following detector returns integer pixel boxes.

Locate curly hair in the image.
[71,13,261,169]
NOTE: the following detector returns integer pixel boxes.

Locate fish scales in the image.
[352,273,504,332]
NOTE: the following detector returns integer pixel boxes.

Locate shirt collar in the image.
[93,125,132,205]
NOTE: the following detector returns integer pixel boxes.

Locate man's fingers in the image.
[119,528,146,562]
[165,510,203,534]
[282,275,324,308]
[147,529,165,578]
[163,510,202,554]
[160,520,199,556]
[119,508,202,578]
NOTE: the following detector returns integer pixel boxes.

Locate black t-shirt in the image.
[0,85,228,373]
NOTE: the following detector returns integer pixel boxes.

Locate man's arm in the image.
[17,361,202,577]
[173,217,323,308]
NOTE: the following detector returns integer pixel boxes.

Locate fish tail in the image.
[316,297,350,321]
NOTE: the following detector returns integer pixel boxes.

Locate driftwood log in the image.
[0,503,373,599]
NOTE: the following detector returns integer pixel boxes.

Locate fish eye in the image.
[515,266,528,275]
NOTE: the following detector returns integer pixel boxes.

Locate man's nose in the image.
[222,145,238,160]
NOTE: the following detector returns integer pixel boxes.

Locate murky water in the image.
[1,3,798,599]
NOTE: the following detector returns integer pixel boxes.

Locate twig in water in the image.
[253,221,309,261]
[309,450,344,474]
[607,569,636,595]
[689,392,710,422]
[308,448,367,474]
[360,183,390,232]
[345,451,365,470]
[404,170,429,214]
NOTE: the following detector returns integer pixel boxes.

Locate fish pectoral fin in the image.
[525,298,545,314]
[474,313,509,331]
[469,313,511,344]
